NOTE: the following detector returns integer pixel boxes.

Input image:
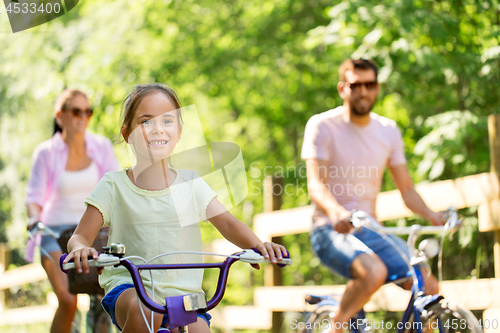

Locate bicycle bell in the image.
[418,238,439,258]
[110,243,126,257]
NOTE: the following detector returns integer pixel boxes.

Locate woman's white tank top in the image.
[43,161,99,226]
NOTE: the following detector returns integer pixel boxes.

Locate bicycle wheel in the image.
[416,300,483,333]
[301,305,357,333]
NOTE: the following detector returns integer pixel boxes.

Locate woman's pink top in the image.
[26,131,120,225]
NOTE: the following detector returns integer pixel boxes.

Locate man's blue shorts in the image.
[101,284,212,330]
[310,225,411,280]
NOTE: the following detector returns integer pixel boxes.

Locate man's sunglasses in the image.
[344,81,378,91]
[65,108,93,118]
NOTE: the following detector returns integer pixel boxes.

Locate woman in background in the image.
[26,89,119,333]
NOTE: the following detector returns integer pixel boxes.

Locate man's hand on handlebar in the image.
[427,210,447,226]
[329,209,353,234]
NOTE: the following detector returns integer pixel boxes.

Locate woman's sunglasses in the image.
[65,107,94,118]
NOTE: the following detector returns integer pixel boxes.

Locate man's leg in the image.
[332,253,387,333]
[423,271,439,295]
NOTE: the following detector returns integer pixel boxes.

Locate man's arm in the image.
[306,158,352,233]
[389,164,444,226]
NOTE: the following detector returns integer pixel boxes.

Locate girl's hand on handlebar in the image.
[63,247,99,274]
[252,242,288,269]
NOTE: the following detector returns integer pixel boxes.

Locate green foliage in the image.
[413,110,489,180]
[0,0,498,324]
[282,233,347,287]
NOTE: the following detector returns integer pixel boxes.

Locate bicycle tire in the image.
[412,300,483,333]
[301,304,354,333]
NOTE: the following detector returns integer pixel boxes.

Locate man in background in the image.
[301,59,444,332]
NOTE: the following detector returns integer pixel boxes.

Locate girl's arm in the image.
[64,205,104,274]
[207,198,287,264]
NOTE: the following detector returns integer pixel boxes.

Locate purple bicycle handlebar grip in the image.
[60,253,70,274]
[251,247,290,267]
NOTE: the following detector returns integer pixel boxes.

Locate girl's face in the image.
[56,94,92,134]
[127,92,181,162]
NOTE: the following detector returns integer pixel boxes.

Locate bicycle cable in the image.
[438,215,454,282]
[121,255,156,333]
[27,229,58,265]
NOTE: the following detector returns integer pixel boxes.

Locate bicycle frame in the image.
[119,253,244,314]
[349,209,461,333]
[61,247,291,332]
[306,208,461,333]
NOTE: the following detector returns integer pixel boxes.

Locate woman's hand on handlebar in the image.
[252,241,288,269]
[27,221,39,232]
[63,246,99,274]
[27,216,41,231]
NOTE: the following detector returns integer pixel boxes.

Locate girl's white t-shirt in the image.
[85,168,218,303]
[44,161,99,226]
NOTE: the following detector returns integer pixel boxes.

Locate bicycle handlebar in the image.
[349,206,462,236]
[29,221,61,239]
[60,247,291,314]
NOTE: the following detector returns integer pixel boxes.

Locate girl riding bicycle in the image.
[64,83,287,333]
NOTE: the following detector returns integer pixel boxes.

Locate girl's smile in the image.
[148,140,168,146]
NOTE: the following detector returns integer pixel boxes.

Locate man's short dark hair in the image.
[339,59,379,82]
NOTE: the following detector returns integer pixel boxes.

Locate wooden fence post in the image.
[263,176,283,333]
[485,115,500,278]
[481,114,500,331]
[0,243,11,312]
